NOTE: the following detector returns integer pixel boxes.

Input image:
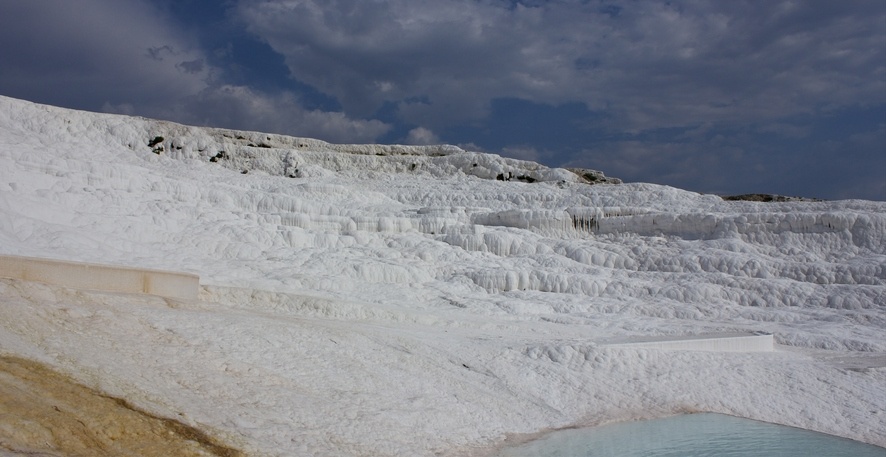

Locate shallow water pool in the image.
[496,413,884,457]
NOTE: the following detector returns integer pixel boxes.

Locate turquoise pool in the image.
[496,413,884,457]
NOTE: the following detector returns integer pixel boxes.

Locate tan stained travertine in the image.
[0,255,199,301]
[0,356,243,457]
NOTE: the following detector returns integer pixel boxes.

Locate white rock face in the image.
[0,95,884,456]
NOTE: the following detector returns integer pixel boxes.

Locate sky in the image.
[1,0,884,200]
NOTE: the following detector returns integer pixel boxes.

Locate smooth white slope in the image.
[0,95,884,456]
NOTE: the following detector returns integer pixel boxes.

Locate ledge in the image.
[0,255,199,301]
[601,332,774,352]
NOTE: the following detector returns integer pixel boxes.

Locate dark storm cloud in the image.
[235,0,885,132]
[0,0,389,143]
[236,0,529,123]
[0,0,209,109]
[155,85,390,143]
[560,108,886,200]
[177,59,206,74]
[147,45,176,61]
[0,0,883,199]
[230,0,885,200]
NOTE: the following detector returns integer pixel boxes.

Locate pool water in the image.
[495,413,884,457]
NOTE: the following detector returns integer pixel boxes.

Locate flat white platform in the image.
[0,255,199,301]
[601,332,774,352]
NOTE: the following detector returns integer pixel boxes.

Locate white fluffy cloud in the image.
[235,0,886,132]
[402,127,439,145]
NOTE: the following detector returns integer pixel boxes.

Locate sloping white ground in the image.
[0,95,884,456]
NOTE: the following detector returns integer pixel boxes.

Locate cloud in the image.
[176,59,206,75]
[235,0,886,133]
[402,127,439,145]
[1,0,882,199]
[146,45,175,61]
[235,0,520,123]
[0,0,391,144]
[561,111,886,200]
[562,136,802,200]
[500,146,540,162]
[0,0,210,109]
[105,84,390,143]
[757,123,812,139]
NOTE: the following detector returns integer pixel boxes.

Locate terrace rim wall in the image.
[0,255,199,301]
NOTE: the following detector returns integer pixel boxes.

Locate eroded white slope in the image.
[0,95,884,456]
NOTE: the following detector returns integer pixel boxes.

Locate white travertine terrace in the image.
[0,255,199,301]
[0,95,883,456]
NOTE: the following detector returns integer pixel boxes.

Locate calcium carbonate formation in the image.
[0,95,883,456]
